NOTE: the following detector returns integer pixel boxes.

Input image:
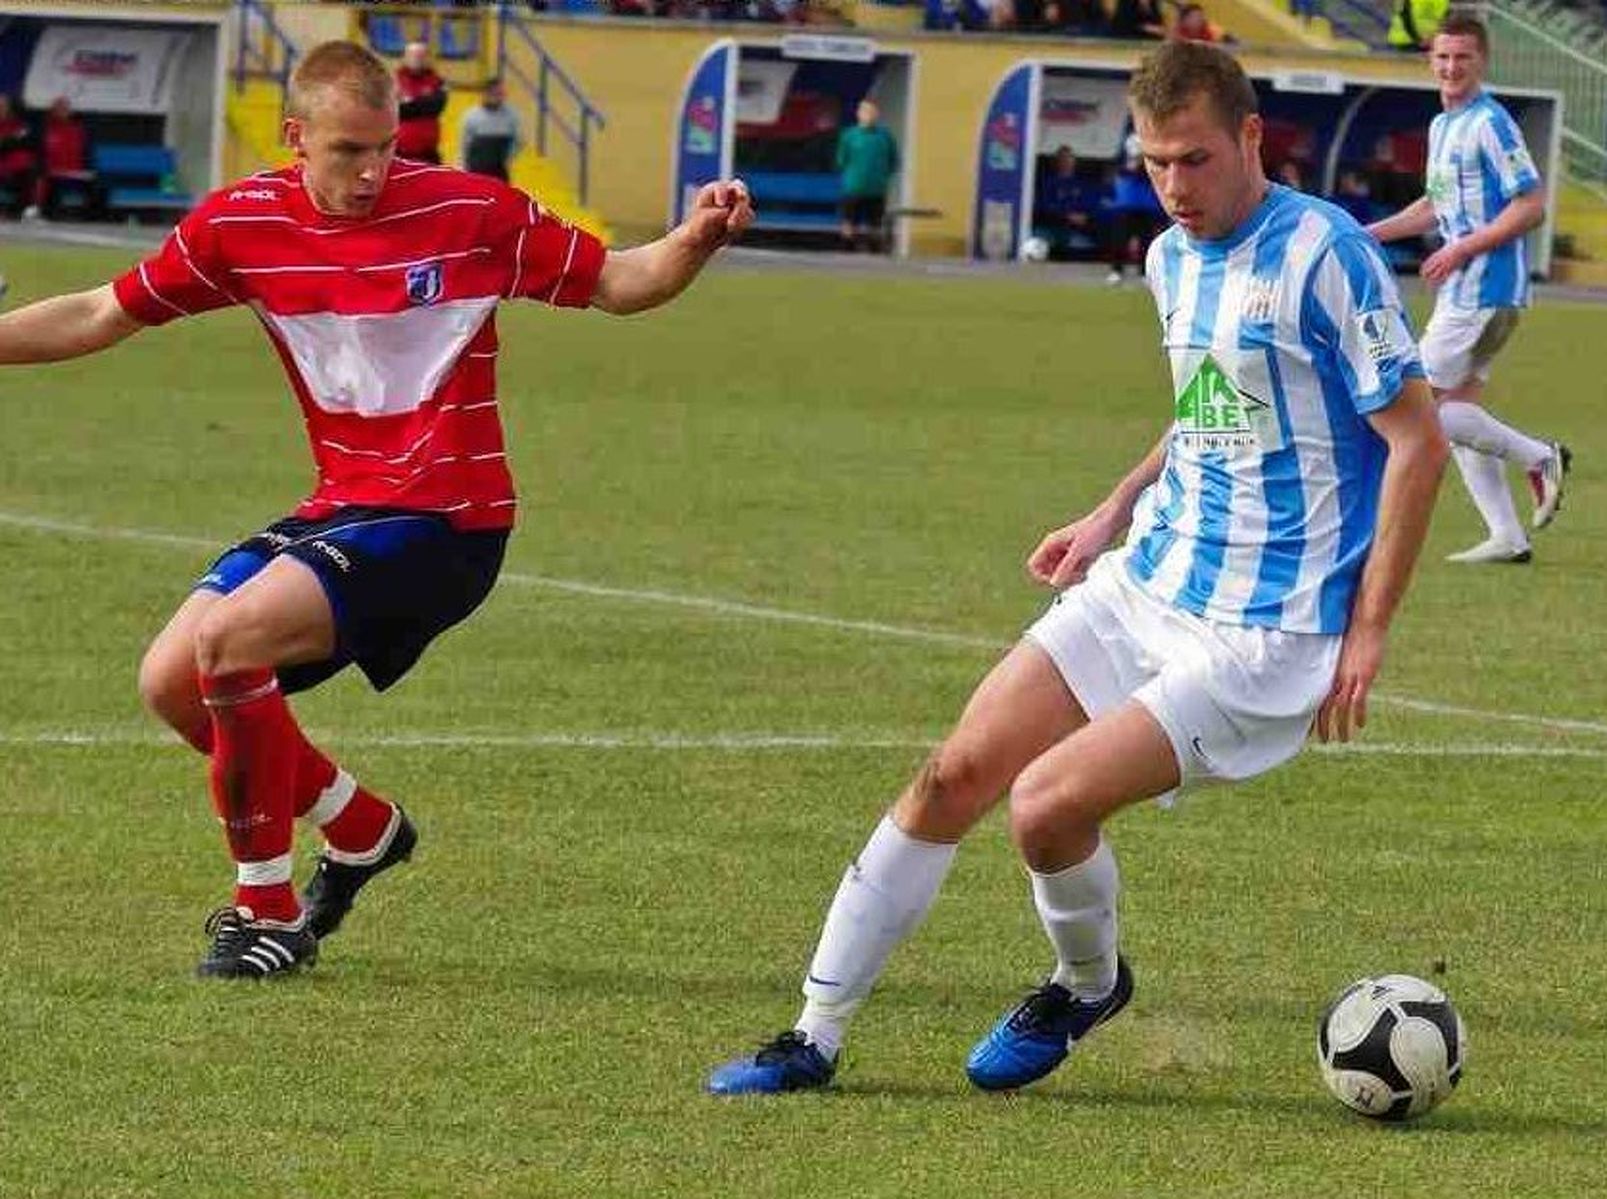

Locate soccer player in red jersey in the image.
[0,41,752,979]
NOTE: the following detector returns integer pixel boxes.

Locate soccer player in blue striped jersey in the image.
[706,42,1450,1097]
[1369,12,1570,564]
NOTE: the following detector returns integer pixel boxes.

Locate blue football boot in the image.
[706,1031,837,1095]
[966,956,1134,1091]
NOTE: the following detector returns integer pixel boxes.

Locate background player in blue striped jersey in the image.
[707,41,1450,1096]
[1369,12,1570,565]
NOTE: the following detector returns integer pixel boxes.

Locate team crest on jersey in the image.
[405,262,444,306]
[1242,275,1280,324]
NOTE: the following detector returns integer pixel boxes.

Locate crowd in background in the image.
[926,0,1231,39]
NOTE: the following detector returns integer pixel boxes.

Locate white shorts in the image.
[1025,554,1342,797]
[1419,296,1520,391]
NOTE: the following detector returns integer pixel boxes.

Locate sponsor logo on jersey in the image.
[228,188,280,202]
[405,261,444,306]
[1174,353,1269,451]
[1354,307,1412,365]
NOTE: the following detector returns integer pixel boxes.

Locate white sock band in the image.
[794,815,957,1056]
[236,852,294,888]
[303,770,356,827]
[1032,838,1120,1000]
[323,805,400,867]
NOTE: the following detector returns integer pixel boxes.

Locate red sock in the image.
[200,668,300,924]
[291,734,396,858]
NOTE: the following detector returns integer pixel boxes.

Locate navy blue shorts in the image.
[198,506,508,694]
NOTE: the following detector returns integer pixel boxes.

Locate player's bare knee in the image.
[1007,767,1095,866]
[136,644,187,720]
[898,742,998,836]
[191,602,265,677]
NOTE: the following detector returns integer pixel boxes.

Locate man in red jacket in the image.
[0,94,36,215]
[26,96,92,218]
[396,40,447,164]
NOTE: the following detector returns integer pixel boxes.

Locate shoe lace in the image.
[1007,983,1072,1033]
[755,1030,812,1064]
[203,906,249,947]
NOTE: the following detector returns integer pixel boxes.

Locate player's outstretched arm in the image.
[0,283,143,364]
[1028,434,1168,589]
[1366,196,1436,245]
[1315,377,1448,743]
[592,180,753,316]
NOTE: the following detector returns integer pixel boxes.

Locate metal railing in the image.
[1488,3,1607,189]
[496,4,606,207]
[233,0,298,98]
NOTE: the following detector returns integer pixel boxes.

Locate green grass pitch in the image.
[0,244,1603,1198]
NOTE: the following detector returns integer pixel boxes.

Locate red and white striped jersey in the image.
[112,161,605,531]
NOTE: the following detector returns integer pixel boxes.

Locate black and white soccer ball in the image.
[1317,974,1465,1121]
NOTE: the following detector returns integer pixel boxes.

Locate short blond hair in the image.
[1129,41,1258,139]
[287,40,394,120]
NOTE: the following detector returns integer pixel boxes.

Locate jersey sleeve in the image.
[1479,107,1541,200]
[483,184,605,308]
[1305,233,1424,415]
[111,203,238,327]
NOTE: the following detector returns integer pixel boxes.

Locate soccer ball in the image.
[1019,235,1050,263]
[1317,974,1465,1121]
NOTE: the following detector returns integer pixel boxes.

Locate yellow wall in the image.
[522,19,1419,255]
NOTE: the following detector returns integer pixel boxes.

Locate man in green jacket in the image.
[836,100,899,252]
[1389,0,1448,50]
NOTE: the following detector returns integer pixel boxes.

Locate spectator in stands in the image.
[836,99,899,253]
[1172,2,1227,42]
[984,0,1019,28]
[26,97,93,221]
[1276,160,1305,191]
[1044,0,1107,34]
[1108,0,1167,39]
[1331,168,1380,224]
[396,40,447,164]
[926,0,992,31]
[1033,146,1101,258]
[1388,0,1447,50]
[1367,130,1428,207]
[1104,132,1165,285]
[0,95,36,217]
[459,77,522,182]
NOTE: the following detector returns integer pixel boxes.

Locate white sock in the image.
[1032,839,1120,1001]
[1450,445,1528,547]
[1439,400,1550,468]
[793,815,957,1059]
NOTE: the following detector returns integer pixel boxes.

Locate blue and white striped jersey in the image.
[1426,90,1541,308]
[1122,184,1424,635]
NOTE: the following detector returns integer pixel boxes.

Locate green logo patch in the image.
[1175,354,1269,450]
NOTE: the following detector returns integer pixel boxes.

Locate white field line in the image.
[2,508,1604,737]
[1,728,1606,759]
